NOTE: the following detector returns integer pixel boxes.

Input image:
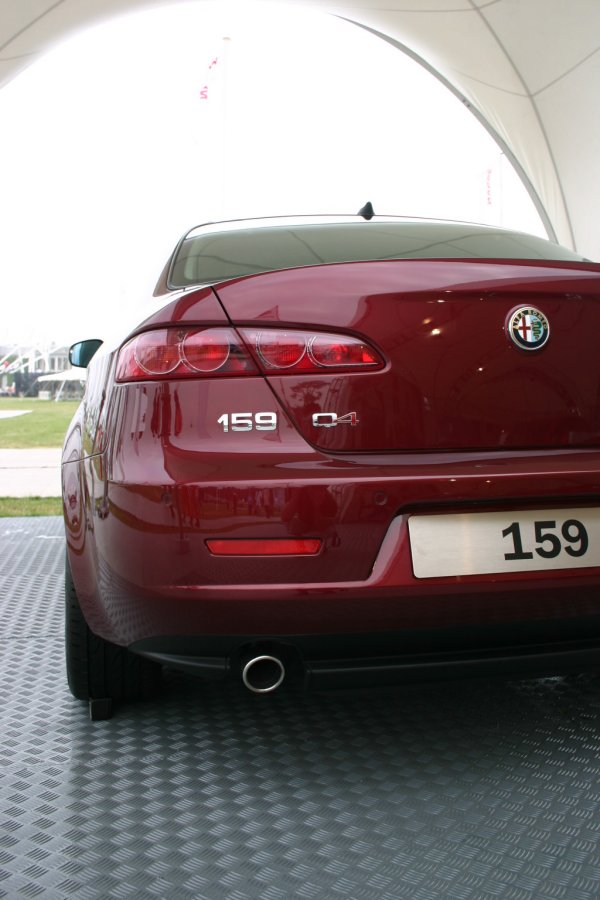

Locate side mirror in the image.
[69,339,103,369]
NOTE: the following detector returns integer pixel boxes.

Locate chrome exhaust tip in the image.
[242,655,285,694]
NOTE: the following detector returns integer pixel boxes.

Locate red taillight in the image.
[206,538,322,556]
[116,328,257,381]
[256,332,306,369]
[309,334,380,367]
[134,330,181,375]
[182,329,231,372]
[242,329,384,374]
[116,326,383,381]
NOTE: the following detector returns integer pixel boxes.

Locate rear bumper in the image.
[131,619,600,688]
[307,644,600,689]
[63,416,600,649]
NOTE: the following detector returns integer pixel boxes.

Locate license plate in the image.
[408,507,600,579]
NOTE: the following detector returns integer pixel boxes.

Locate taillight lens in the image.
[116,328,257,381]
[309,334,380,367]
[116,327,384,381]
[182,329,231,372]
[242,329,384,374]
[256,332,306,369]
[134,330,181,375]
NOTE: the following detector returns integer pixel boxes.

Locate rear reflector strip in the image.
[206,539,322,556]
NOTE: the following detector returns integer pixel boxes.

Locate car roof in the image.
[183,214,483,239]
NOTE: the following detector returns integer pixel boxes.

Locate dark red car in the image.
[63,214,600,716]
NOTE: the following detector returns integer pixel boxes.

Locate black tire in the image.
[65,553,161,703]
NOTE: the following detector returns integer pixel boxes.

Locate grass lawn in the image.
[0,398,74,515]
[0,497,63,517]
[0,397,78,448]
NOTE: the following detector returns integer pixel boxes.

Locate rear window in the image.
[169,221,587,287]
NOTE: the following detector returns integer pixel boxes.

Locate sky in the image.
[0,0,545,349]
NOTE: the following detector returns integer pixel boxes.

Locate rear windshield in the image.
[169,221,587,287]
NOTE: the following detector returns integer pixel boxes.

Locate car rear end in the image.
[63,219,600,694]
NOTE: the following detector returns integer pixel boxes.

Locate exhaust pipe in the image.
[242,654,285,694]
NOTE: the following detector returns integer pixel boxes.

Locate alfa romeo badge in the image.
[507,306,550,351]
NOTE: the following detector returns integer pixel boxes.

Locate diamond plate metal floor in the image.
[2,517,600,900]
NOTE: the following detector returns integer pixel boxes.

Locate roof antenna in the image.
[358,201,375,220]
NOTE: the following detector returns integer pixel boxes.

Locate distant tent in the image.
[36,368,86,401]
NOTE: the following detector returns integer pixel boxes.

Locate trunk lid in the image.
[214,258,600,453]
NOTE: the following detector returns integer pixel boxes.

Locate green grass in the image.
[0,398,75,516]
[0,397,79,448]
[0,497,63,517]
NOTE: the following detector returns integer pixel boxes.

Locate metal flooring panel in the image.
[2,516,600,899]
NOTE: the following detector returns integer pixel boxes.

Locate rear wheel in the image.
[65,554,161,703]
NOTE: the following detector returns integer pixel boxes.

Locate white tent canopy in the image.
[1,0,599,257]
[36,367,86,401]
[36,369,86,383]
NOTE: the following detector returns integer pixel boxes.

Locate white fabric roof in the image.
[1,0,599,257]
[37,368,86,383]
